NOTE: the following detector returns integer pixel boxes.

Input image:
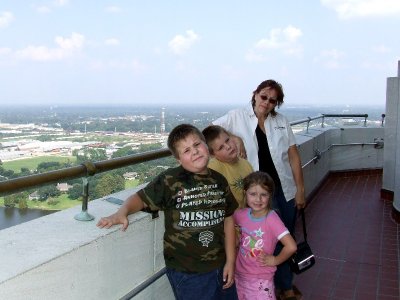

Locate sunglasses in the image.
[259,95,277,105]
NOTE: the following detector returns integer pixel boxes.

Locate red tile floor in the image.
[293,170,399,300]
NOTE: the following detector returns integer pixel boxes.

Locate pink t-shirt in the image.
[233,208,289,280]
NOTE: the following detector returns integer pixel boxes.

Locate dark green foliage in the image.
[68,183,83,200]
[37,185,61,201]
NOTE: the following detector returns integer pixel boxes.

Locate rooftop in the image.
[294,170,399,300]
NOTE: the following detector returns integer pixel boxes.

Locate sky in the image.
[0,0,399,108]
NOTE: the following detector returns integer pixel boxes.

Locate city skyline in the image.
[1,1,399,107]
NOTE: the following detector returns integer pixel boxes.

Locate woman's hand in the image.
[294,189,306,209]
[231,135,247,159]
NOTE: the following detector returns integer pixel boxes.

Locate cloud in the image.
[34,1,68,14]
[321,0,400,19]
[105,38,120,46]
[372,45,391,53]
[0,47,12,55]
[105,6,122,13]
[360,61,394,70]
[0,11,14,28]
[54,0,69,6]
[36,6,51,14]
[221,65,243,80]
[245,50,268,62]
[15,32,85,61]
[168,30,199,55]
[89,59,147,72]
[245,25,303,62]
[313,49,345,69]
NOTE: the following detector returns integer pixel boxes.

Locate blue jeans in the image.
[166,267,238,300]
[272,185,297,291]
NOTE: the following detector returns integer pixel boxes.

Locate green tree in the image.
[75,148,107,164]
[47,198,60,206]
[4,195,16,207]
[111,146,135,158]
[68,183,83,200]
[4,193,27,207]
[19,167,32,176]
[18,198,28,209]
[0,167,14,178]
[38,185,61,201]
[93,172,125,199]
[37,162,62,173]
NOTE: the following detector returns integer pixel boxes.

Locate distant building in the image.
[123,172,138,180]
[160,108,166,134]
[28,191,40,201]
[56,183,72,192]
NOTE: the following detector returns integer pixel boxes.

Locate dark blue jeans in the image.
[166,267,238,300]
[272,185,297,291]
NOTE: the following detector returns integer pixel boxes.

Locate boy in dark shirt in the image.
[97,124,238,300]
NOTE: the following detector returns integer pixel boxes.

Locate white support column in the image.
[383,60,400,222]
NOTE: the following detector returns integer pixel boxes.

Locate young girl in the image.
[233,171,297,300]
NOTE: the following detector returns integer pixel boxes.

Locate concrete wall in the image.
[0,189,174,300]
[0,125,385,300]
[383,61,400,213]
[296,125,384,200]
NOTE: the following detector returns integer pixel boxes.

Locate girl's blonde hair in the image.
[243,171,275,209]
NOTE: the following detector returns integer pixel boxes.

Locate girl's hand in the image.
[256,252,276,267]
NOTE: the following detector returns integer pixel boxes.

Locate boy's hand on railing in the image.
[96,212,129,231]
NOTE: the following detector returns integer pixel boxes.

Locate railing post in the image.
[364,116,367,127]
[381,113,386,127]
[321,115,325,128]
[306,117,311,133]
[74,162,96,221]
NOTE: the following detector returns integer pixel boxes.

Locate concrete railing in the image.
[0,123,385,300]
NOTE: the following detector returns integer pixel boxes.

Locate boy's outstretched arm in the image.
[96,193,147,231]
[222,215,236,289]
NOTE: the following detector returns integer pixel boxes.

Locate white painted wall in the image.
[383,61,400,212]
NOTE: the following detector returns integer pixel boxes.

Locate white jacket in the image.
[213,103,297,201]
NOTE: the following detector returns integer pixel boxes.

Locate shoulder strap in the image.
[300,208,308,242]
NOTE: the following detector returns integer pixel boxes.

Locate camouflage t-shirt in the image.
[137,165,238,273]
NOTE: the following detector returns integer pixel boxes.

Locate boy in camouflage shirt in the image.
[97,124,238,300]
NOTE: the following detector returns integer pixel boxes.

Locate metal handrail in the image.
[120,268,167,300]
[321,114,368,127]
[0,112,380,203]
[301,141,381,168]
[289,114,370,133]
[0,148,171,196]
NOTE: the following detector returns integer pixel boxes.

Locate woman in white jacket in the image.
[213,79,305,300]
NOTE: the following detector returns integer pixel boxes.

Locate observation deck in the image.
[1,63,400,299]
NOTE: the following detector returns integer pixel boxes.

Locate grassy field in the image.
[0,179,140,210]
[0,194,81,210]
[125,179,140,189]
[2,156,76,173]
